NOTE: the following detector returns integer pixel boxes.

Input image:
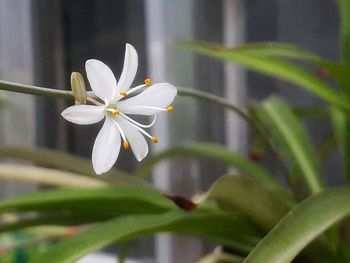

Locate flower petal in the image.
[118,83,177,115]
[115,43,138,93]
[116,117,148,161]
[92,117,121,175]
[85,59,117,103]
[61,105,105,125]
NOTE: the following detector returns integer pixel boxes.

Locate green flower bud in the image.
[70,72,87,104]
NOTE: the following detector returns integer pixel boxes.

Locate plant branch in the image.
[0,79,286,175]
[0,79,75,99]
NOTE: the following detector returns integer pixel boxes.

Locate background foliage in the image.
[0,2,349,263]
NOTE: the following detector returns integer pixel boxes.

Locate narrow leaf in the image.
[207,175,292,231]
[32,210,259,263]
[244,187,350,263]
[0,164,107,188]
[338,0,350,64]
[255,97,324,194]
[183,42,350,111]
[330,107,350,182]
[136,143,291,200]
[0,146,151,188]
[0,187,175,214]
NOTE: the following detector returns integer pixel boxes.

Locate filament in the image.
[120,113,156,128]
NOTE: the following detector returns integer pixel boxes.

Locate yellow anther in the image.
[111,109,120,116]
[120,90,127,96]
[123,141,129,149]
[166,106,174,112]
[152,137,159,143]
[145,78,152,87]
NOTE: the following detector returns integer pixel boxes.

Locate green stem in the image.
[177,87,287,172]
[0,79,286,174]
[177,87,250,122]
[0,79,75,99]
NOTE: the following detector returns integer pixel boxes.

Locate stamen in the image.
[123,141,129,149]
[111,109,120,116]
[122,117,157,141]
[126,84,146,95]
[106,108,120,116]
[166,106,174,112]
[123,106,167,112]
[152,137,159,143]
[120,90,127,96]
[112,84,146,103]
[144,78,152,87]
[120,113,156,128]
[111,118,127,143]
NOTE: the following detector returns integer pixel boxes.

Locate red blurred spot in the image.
[315,68,331,79]
[249,149,263,161]
[164,194,197,211]
[67,227,79,235]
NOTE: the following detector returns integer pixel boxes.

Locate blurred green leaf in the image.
[183,42,350,110]
[0,213,113,234]
[316,132,335,163]
[338,0,350,64]
[32,210,260,263]
[0,164,108,188]
[255,97,324,194]
[292,106,329,119]
[0,146,152,188]
[0,187,175,215]
[222,42,318,60]
[330,108,350,182]
[207,175,291,231]
[218,42,350,93]
[197,251,244,263]
[136,143,291,201]
[244,187,350,263]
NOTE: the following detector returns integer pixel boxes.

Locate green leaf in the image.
[292,106,329,119]
[0,213,114,234]
[0,164,108,188]
[255,97,324,194]
[338,0,350,64]
[136,143,291,201]
[210,42,350,96]
[330,107,350,182]
[32,210,259,263]
[244,187,350,263]
[0,186,175,214]
[207,175,292,231]
[197,251,244,263]
[222,42,319,60]
[183,42,350,111]
[0,146,152,188]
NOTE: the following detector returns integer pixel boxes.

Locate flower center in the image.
[106,103,120,116]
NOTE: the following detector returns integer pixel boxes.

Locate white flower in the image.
[61,44,177,175]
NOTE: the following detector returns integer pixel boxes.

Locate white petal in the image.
[61,105,105,125]
[85,59,117,103]
[118,83,177,115]
[115,43,138,93]
[116,117,148,161]
[92,117,121,174]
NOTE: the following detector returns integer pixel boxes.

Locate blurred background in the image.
[0,0,341,262]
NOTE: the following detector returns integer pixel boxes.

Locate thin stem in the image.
[0,79,286,174]
[177,87,250,122]
[0,79,75,99]
[177,87,288,174]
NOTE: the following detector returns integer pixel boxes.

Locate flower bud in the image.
[71,72,87,104]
